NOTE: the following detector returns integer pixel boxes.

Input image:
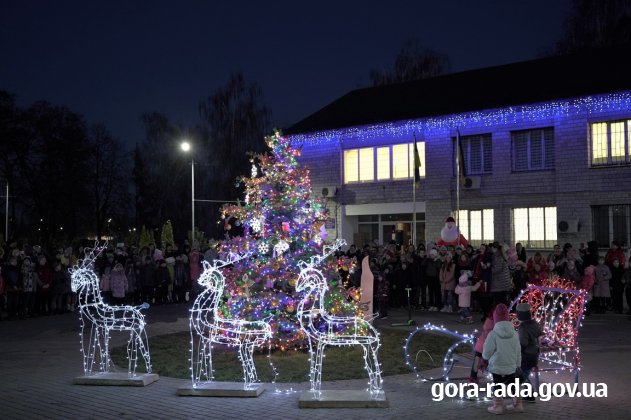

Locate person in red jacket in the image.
[526,252,548,286]
[605,241,627,268]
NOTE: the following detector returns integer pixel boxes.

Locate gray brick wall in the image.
[294,93,631,250]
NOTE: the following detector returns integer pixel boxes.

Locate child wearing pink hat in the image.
[455,272,481,323]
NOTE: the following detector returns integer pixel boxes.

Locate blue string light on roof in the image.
[288,91,631,146]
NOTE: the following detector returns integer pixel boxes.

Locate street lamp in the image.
[180,141,194,245]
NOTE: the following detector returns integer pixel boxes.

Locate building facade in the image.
[286,47,631,251]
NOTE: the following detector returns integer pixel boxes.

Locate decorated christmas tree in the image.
[218,131,359,350]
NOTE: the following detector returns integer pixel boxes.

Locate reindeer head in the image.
[197,251,252,289]
[295,262,328,294]
[70,243,106,292]
[295,240,346,294]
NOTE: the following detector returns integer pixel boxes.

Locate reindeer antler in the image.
[298,239,346,271]
[213,251,252,269]
[72,241,107,272]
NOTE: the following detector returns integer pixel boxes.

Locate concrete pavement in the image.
[1,303,629,419]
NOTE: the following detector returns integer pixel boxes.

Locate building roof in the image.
[285,45,631,135]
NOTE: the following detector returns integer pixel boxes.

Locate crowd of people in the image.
[0,241,218,321]
[1,238,630,323]
[341,239,631,321]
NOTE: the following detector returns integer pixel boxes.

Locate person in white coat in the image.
[482,303,522,414]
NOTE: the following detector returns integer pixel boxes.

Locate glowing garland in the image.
[508,276,586,385]
[189,252,276,390]
[404,323,476,382]
[295,239,383,393]
[70,244,152,377]
[287,92,631,145]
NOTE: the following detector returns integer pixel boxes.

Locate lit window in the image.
[376,147,390,180]
[358,147,374,182]
[513,207,557,248]
[344,149,358,183]
[343,142,425,184]
[512,128,555,171]
[410,142,426,178]
[590,120,631,166]
[457,209,494,246]
[392,144,409,179]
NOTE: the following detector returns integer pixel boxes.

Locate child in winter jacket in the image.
[454,272,481,323]
[469,308,494,383]
[516,302,543,402]
[482,304,522,414]
[109,262,128,305]
[593,256,612,313]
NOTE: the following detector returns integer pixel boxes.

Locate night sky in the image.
[1,0,571,148]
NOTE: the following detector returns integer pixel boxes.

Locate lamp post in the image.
[180,141,194,245]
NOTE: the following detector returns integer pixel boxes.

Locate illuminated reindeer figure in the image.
[295,239,383,393]
[189,252,273,389]
[70,245,151,377]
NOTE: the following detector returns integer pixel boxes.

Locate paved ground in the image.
[1,303,629,419]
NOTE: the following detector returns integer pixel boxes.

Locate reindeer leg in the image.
[314,342,325,392]
[361,344,376,391]
[127,329,136,377]
[369,341,382,392]
[136,325,151,374]
[82,321,95,375]
[239,342,257,388]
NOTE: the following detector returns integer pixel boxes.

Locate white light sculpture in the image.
[404,323,476,382]
[295,239,383,393]
[70,244,152,377]
[189,252,274,389]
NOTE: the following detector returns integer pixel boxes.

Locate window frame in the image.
[343,142,425,184]
[511,127,555,171]
[590,119,631,166]
[456,209,494,246]
[512,206,557,249]
[592,204,630,247]
[453,133,493,176]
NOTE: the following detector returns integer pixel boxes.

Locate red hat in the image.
[446,216,456,223]
[493,304,509,323]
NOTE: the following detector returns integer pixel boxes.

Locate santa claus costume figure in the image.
[436,216,469,248]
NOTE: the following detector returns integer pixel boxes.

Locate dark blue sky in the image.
[1,0,571,148]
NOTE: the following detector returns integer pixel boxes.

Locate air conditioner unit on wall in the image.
[462,176,481,190]
[558,219,580,234]
[321,186,338,198]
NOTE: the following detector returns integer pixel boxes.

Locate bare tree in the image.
[370,39,451,86]
[199,72,271,207]
[555,0,631,53]
[87,124,131,240]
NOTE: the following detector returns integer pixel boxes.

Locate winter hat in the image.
[165,256,175,264]
[445,216,456,223]
[493,303,509,323]
[458,273,469,285]
[516,303,532,321]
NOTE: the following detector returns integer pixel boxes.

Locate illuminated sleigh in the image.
[404,323,476,382]
[508,277,586,387]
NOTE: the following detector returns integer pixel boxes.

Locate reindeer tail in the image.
[137,302,151,310]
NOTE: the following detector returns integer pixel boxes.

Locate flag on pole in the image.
[456,130,467,185]
[413,136,421,186]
